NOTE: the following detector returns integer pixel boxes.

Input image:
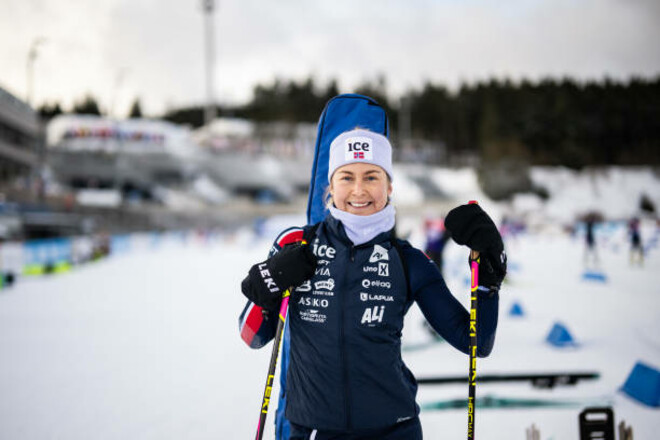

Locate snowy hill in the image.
[516,166,660,224]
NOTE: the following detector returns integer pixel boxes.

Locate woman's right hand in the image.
[242,243,317,311]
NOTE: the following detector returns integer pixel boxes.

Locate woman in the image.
[240,128,506,440]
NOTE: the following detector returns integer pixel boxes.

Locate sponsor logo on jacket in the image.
[369,244,389,263]
[315,267,330,276]
[363,262,389,276]
[361,305,385,325]
[296,280,312,292]
[298,297,329,308]
[360,292,394,302]
[312,241,336,259]
[300,309,327,323]
[314,279,335,291]
[361,279,391,289]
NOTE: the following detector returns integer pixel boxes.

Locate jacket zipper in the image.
[340,245,355,430]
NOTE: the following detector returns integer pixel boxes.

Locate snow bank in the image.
[525,167,660,223]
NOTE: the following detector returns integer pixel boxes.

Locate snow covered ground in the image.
[0,222,658,439]
[1,165,659,439]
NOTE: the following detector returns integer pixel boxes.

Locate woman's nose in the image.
[351,180,365,193]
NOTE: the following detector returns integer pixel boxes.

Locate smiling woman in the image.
[329,164,391,215]
[239,122,506,439]
[326,129,393,217]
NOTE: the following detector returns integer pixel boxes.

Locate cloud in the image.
[0,0,658,116]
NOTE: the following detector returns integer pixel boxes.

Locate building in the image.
[0,85,41,186]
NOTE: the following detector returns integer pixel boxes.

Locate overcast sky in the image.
[2,0,659,117]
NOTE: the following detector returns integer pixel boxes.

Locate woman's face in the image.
[330,162,392,216]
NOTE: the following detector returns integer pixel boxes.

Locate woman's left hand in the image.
[445,203,507,291]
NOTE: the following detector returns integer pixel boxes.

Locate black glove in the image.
[241,243,317,311]
[445,203,507,292]
[470,252,506,294]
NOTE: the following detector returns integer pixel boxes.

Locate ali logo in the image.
[361,305,385,324]
[369,245,389,263]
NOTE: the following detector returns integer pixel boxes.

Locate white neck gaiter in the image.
[329,204,396,246]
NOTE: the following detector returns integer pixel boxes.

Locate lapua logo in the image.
[360,293,394,302]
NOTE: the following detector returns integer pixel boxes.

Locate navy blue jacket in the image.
[240,214,499,432]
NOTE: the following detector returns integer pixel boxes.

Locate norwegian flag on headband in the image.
[354,152,365,159]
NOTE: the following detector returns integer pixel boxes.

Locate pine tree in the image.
[72,95,101,115]
[129,99,142,118]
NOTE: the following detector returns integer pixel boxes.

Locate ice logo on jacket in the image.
[369,244,389,263]
[312,241,336,259]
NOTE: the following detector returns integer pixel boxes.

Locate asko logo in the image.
[298,297,329,308]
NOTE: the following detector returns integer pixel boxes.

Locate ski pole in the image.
[467,250,479,440]
[255,288,290,440]
[254,237,310,439]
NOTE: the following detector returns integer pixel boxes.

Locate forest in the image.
[40,75,660,168]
